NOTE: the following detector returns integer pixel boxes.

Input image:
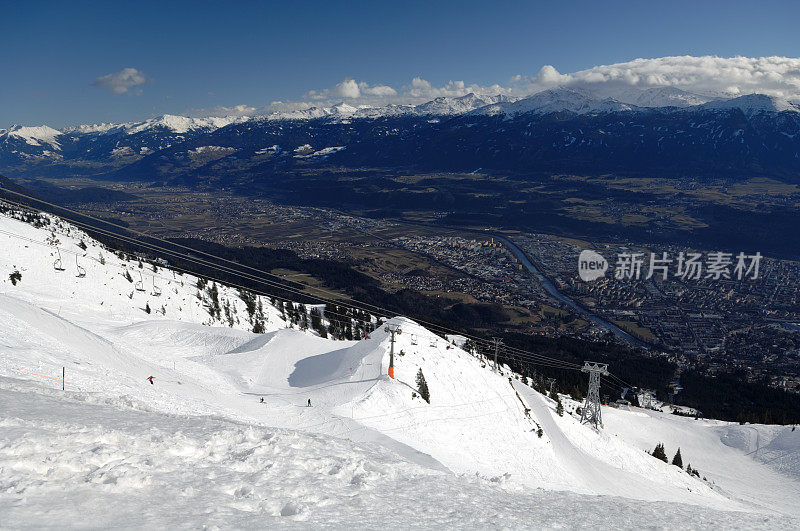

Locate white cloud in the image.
[92,68,149,95]
[513,56,800,99]
[164,56,800,121]
[335,78,361,98]
[360,83,397,97]
[405,77,510,100]
[186,104,255,118]
[305,78,398,100]
[294,57,800,112]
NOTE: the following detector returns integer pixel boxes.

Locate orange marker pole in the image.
[62,366,65,391]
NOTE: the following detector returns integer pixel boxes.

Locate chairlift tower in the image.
[580,361,609,430]
[384,323,401,379]
[492,337,503,372]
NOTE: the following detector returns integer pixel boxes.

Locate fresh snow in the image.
[414,93,514,116]
[1,125,63,149]
[5,88,800,147]
[5,379,794,529]
[1,207,800,527]
[622,86,716,108]
[700,94,800,115]
[473,87,636,117]
[124,114,247,135]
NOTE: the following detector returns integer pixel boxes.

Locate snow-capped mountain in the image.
[3,87,800,180]
[472,87,637,117]
[1,203,799,526]
[0,114,249,169]
[0,125,63,148]
[62,113,249,136]
[414,92,515,115]
[0,125,65,161]
[699,93,800,116]
[621,86,716,108]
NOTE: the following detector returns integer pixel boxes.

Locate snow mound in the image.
[5,378,794,529]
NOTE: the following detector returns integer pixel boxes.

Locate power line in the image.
[0,194,582,371]
[0,191,603,374]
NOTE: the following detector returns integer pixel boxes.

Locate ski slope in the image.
[2,207,800,527]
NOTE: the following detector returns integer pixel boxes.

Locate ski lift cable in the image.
[0,188,548,352]
[0,187,399,316]
[2,223,586,376]
[1,198,586,374]
[17,208,583,371]
[3,198,572,367]
[0,193,596,372]
[0,226,384,333]
[0,225,390,334]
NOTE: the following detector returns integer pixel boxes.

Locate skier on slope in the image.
[260,397,264,403]
[147,376,155,385]
[307,398,312,407]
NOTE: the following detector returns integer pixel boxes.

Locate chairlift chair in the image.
[410,334,418,346]
[429,338,437,348]
[53,249,65,271]
[75,255,86,278]
[151,276,162,297]
[135,271,146,292]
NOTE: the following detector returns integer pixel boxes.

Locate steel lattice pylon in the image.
[580,362,609,429]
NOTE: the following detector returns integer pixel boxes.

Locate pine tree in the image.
[672,448,683,468]
[556,396,564,417]
[570,386,583,402]
[416,368,430,404]
[652,443,668,462]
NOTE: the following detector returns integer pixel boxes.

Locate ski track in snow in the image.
[1,209,800,527]
[2,380,796,530]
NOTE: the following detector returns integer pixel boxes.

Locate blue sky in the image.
[2,0,800,127]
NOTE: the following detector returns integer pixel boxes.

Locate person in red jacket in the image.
[147,376,155,385]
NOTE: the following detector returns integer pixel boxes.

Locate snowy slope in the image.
[0,125,63,148]
[472,87,636,117]
[414,93,514,116]
[6,379,795,529]
[2,205,800,526]
[699,93,800,115]
[63,114,248,136]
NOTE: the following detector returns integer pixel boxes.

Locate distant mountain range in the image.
[2,86,800,181]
